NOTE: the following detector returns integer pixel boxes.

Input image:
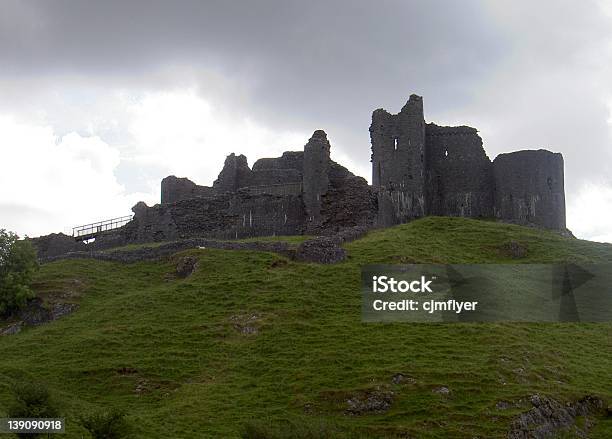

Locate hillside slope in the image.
[1,217,611,438]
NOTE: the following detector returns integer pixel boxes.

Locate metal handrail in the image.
[72,215,134,238]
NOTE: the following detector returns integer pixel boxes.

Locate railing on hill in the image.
[72,215,133,241]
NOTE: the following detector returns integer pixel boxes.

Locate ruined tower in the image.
[370,94,426,225]
[212,153,252,193]
[370,94,566,231]
[303,130,331,227]
[493,150,566,230]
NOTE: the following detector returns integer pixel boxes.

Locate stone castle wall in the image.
[33,94,568,260]
[425,124,494,218]
[370,94,426,225]
[372,95,566,231]
[493,150,566,230]
[303,130,331,229]
[161,176,216,204]
[124,192,306,243]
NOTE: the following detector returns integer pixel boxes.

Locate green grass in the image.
[1,217,611,438]
[104,235,311,253]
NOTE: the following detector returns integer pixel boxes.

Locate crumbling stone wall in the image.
[493,150,566,230]
[370,95,565,231]
[318,175,377,233]
[212,153,253,193]
[124,191,306,243]
[303,130,331,229]
[34,95,569,260]
[252,151,304,172]
[161,176,215,204]
[425,124,494,218]
[248,168,302,187]
[246,183,302,196]
[30,233,86,259]
[370,94,426,225]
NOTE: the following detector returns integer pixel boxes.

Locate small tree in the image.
[0,229,38,316]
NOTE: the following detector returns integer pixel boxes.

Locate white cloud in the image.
[0,115,145,237]
[123,90,307,187]
[567,182,612,243]
[0,88,310,238]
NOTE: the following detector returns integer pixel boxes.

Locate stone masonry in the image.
[32,94,567,258]
[371,95,566,229]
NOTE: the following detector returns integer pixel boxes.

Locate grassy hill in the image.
[1,217,611,438]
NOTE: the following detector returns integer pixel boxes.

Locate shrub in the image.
[81,410,131,439]
[8,381,59,438]
[0,229,38,316]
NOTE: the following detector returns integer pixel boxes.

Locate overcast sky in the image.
[1,0,611,242]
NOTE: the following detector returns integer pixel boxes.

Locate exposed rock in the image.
[175,256,198,278]
[0,322,23,336]
[346,388,394,415]
[230,314,260,335]
[433,386,451,395]
[391,373,416,385]
[134,378,150,395]
[0,299,78,336]
[501,241,528,259]
[21,301,75,326]
[50,303,79,320]
[19,298,56,326]
[508,394,605,439]
[295,237,346,264]
[391,374,405,385]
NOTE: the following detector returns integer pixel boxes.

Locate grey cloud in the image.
[1,0,611,212]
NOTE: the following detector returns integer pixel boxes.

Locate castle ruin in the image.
[372,95,565,230]
[33,94,567,259]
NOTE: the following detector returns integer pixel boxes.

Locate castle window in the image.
[394,138,398,151]
[445,149,449,158]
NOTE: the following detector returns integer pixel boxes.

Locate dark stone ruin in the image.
[32,94,568,260]
[370,94,566,229]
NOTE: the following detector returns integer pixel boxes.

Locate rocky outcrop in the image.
[508,394,605,439]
